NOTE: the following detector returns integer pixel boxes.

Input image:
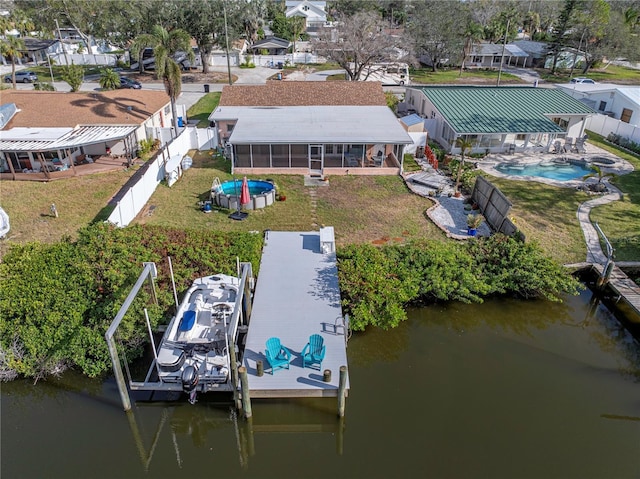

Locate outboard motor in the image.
[181,365,199,404]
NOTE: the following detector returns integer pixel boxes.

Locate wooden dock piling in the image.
[338,365,347,417]
[239,366,252,419]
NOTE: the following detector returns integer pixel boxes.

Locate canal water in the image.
[2,287,639,479]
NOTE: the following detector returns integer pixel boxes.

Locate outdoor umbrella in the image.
[240,176,250,208]
[229,177,249,220]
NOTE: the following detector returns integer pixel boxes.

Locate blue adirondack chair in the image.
[301,334,326,370]
[265,337,292,374]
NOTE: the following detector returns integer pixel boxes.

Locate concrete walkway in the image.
[577,182,623,264]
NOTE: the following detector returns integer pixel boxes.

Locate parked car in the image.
[4,70,38,83]
[570,77,596,84]
[119,77,142,89]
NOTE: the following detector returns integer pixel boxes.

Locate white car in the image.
[570,77,596,84]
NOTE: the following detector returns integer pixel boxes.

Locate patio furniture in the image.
[552,140,563,154]
[345,153,359,167]
[301,334,326,370]
[574,137,586,154]
[374,152,384,167]
[564,137,574,153]
[265,337,292,374]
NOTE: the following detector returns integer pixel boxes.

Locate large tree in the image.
[548,0,580,73]
[313,11,407,80]
[131,25,193,133]
[406,1,464,72]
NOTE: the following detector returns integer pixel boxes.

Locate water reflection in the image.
[3,286,640,479]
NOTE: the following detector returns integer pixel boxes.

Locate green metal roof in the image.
[416,86,595,135]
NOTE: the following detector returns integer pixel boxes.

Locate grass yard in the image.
[536,65,640,84]
[134,151,443,246]
[186,92,221,128]
[0,169,137,256]
[585,131,640,262]
[487,177,590,264]
[410,67,524,85]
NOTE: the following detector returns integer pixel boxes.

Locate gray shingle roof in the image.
[415,86,595,134]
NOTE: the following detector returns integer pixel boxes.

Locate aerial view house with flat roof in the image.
[0,90,171,180]
[555,83,639,126]
[209,81,412,176]
[405,86,595,154]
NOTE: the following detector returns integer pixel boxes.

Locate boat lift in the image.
[106,260,254,411]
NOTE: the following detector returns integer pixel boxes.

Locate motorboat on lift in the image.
[156,273,240,402]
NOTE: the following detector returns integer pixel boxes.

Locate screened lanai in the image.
[212,105,413,175]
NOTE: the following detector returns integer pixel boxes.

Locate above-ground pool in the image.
[495,160,593,181]
[211,179,276,210]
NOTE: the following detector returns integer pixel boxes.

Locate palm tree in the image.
[454,136,473,195]
[583,165,615,192]
[131,25,194,133]
[99,68,121,90]
[459,21,483,77]
[0,36,26,88]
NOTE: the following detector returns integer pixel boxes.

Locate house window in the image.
[621,108,633,123]
[164,105,171,115]
[598,101,607,111]
[430,111,436,119]
[302,5,309,10]
[493,56,501,63]
[227,124,234,133]
[472,56,482,63]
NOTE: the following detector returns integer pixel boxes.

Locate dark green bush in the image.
[338,235,582,331]
[0,223,263,381]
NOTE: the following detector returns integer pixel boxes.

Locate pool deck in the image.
[477,142,633,189]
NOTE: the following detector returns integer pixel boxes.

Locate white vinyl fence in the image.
[585,113,640,144]
[107,127,195,227]
[50,53,119,66]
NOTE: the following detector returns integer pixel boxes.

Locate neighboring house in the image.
[405,86,595,154]
[555,83,639,126]
[512,40,549,67]
[466,42,529,69]
[209,81,412,176]
[0,90,172,180]
[12,38,62,65]
[285,1,328,34]
[247,37,290,56]
[209,39,247,67]
[544,46,587,70]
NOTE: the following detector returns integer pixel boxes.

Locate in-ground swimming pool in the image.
[211,179,276,210]
[495,161,593,181]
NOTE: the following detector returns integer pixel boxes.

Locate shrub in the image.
[337,235,581,331]
[0,224,263,381]
[33,82,55,91]
[60,63,84,92]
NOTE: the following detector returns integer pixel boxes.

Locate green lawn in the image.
[410,67,524,85]
[585,131,640,261]
[536,65,640,84]
[136,151,443,247]
[186,92,221,128]
[487,178,591,264]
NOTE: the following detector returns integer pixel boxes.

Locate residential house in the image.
[555,83,639,126]
[404,86,595,154]
[512,40,549,68]
[247,37,291,56]
[0,89,172,180]
[209,81,412,176]
[466,42,529,69]
[285,1,328,35]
